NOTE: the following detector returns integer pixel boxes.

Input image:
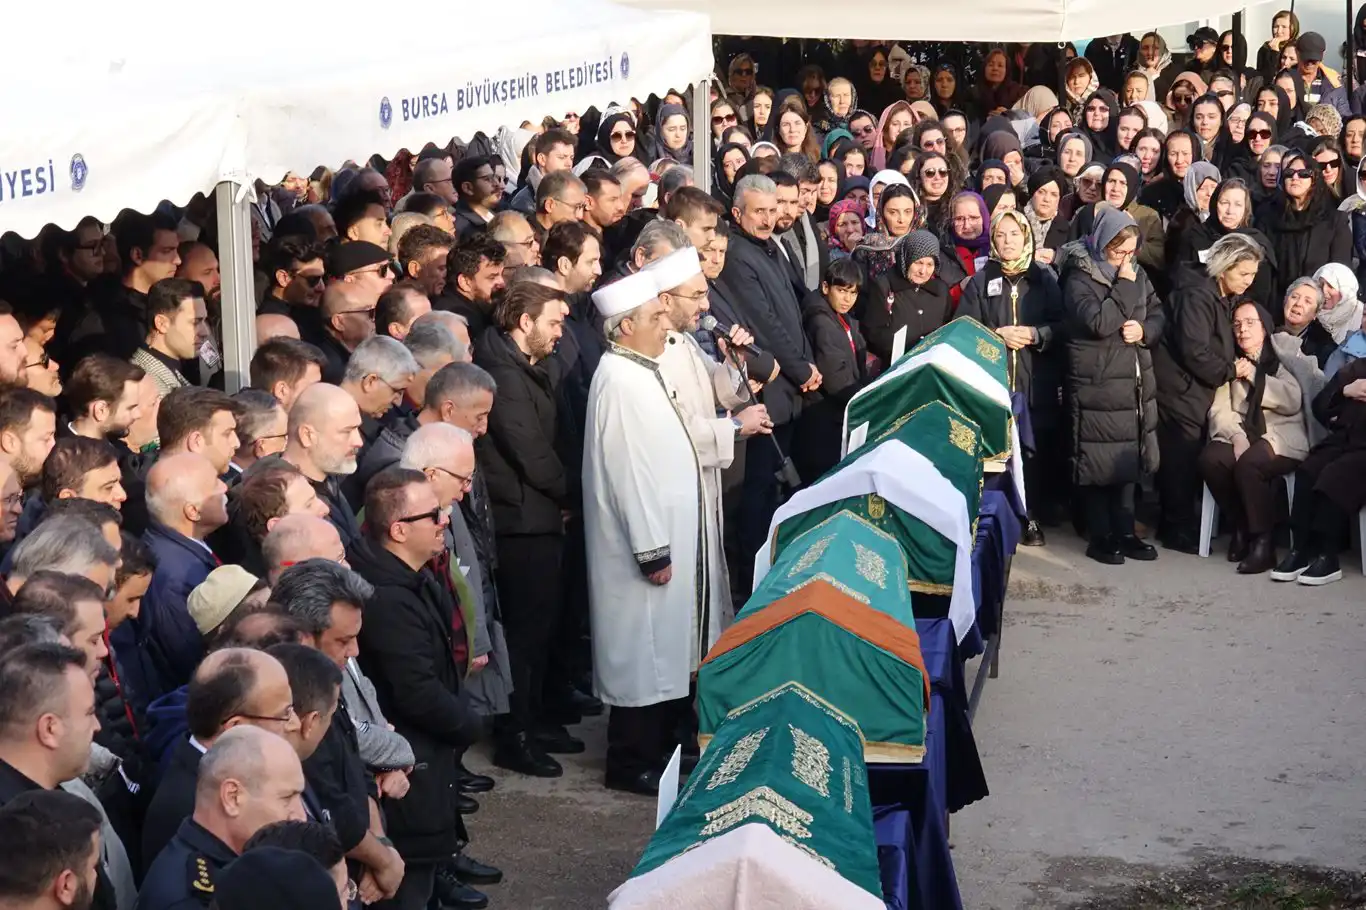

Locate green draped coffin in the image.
[702,512,929,763]
[632,682,882,897]
[770,403,985,598]
[843,316,1012,462]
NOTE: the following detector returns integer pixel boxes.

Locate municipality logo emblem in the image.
[379,97,393,130]
[620,53,630,80]
[69,154,88,192]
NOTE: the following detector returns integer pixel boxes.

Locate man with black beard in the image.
[0,789,104,910]
[64,355,153,534]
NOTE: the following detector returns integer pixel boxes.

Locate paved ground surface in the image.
[464,531,1366,908]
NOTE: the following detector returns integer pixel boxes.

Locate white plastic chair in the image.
[1198,474,1295,558]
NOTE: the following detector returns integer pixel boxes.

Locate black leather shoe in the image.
[493,732,563,778]
[457,760,495,794]
[1160,528,1201,555]
[433,866,490,910]
[533,724,586,754]
[568,687,605,717]
[1085,536,1124,565]
[1270,548,1312,582]
[455,792,479,814]
[1118,535,1157,561]
[450,853,503,885]
[1227,527,1249,563]
[1237,534,1277,575]
[1020,519,1046,547]
[605,768,662,796]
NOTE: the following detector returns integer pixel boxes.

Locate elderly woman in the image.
[1060,206,1165,564]
[1281,277,1338,367]
[863,229,952,367]
[1312,263,1365,352]
[1198,301,1309,573]
[1024,166,1069,266]
[959,210,1067,544]
[1154,233,1265,552]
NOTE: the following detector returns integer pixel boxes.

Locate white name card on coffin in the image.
[842,342,1026,512]
[753,439,977,644]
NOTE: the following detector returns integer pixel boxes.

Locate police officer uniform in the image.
[134,817,235,910]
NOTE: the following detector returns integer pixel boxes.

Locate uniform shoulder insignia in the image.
[190,855,215,894]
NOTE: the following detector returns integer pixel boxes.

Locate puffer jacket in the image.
[1058,241,1166,486]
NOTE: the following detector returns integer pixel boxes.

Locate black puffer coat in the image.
[1153,271,1238,431]
[1058,241,1166,486]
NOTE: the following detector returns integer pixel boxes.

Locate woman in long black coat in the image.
[794,259,870,481]
[959,209,1067,542]
[1058,205,1166,565]
[863,229,953,368]
[1256,148,1352,303]
[1153,233,1267,552]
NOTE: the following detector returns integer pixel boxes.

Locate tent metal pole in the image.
[214,180,256,393]
[693,78,711,195]
[1348,0,1356,89]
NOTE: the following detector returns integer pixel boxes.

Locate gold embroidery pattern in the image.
[723,682,866,744]
[787,534,836,577]
[700,786,813,839]
[852,543,888,589]
[976,336,1003,363]
[781,836,837,870]
[705,727,769,791]
[867,493,886,519]
[789,725,831,797]
[785,573,871,604]
[948,417,977,455]
[843,758,854,813]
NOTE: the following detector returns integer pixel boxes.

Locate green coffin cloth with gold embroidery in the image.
[843,316,1012,462]
[633,682,882,897]
[700,513,930,763]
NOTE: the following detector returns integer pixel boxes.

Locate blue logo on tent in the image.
[69,155,88,192]
[379,97,393,130]
[620,53,630,80]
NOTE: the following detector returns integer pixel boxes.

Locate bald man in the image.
[139,727,308,907]
[279,383,364,548]
[139,453,232,701]
[256,312,301,342]
[262,513,348,584]
[318,283,377,383]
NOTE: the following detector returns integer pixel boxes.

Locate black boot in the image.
[1227,526,1249,563]
[1117,534,1157,561]
[1020,520,1046,547]
[1085,535,1124,565]
[1160,526,1201,555]
[493,731,563,778]
[1236,534,1277,574]
[434,863,490,909]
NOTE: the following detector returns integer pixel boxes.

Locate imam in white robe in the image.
[583,344,709,708]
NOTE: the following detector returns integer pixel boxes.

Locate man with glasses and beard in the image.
[258,236,328,342]
[316,284,378,384]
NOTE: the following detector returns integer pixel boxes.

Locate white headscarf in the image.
[1313,263,1366,344]
[866,169,912,229]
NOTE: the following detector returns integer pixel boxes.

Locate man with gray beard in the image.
[278,383,364,549]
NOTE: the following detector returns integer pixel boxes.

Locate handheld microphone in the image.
[700,320,801,490]
[700,315,767,358]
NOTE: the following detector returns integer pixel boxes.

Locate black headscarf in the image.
[1256,84,1296,137]
[711,141,750,206]
[1038,108,1072,160]
[981,183,1015,218]
[1081,89,1120,160]
[596,111,642,164]
[1235,300,1282,440]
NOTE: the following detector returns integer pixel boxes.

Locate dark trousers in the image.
[1289,446,1366,551]
[721,439,749,607]
[606,695,692,779]
[1197,439,1299,536]
[372,862,435,910]
[546,514,591,700]
[1024,422,1068,521]
[738,422,794,585]
[1083,483,1136,541]
[1157,412,1206,533]
[494,533,564,734]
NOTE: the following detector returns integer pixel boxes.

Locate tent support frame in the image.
[216,179,256,393]
[692,78,712,195]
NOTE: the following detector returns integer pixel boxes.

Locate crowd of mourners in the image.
[0,21,1365,910]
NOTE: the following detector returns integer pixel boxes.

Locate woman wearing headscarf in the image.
[1054,130,1093,190]
[1217,30,1262,95]
[813,77,859,136]
[862,229,954,365]
[931,63,971,119]
[959,209,1067,541]
[1198,299,1308,572]
[1164,72,1208,131]
[854,182,920,285]
[1036,109,1075,164]
[1227,102,1252,144]
[902,64,932,103]
[1254,84,1295,138]
[871,101,915,171]
[1153,232,1265,551]
[1024,166,1070,268]
[858,46,903,113]
[1224,110,1278,183]
[1135,100,1169,135]
[978,160,1009,191]
[1059,204,1165,563]
[1188,94,1231,167]
[980,128,1029,193]
[711,142,750,207]
[1132,129,1167,185]
[596,110,643,164]
[1061,58,1100,123]
[1058,161,1105,223]
[1140,129,1203,220]
[1014,85,1060,123]
[1071,161,1166,281]
[937,190,991,308]
[1164,160,1222,270]
[1137,31,1178,102]
[1172,178,1278,308]
[1312,263,1365,357]
[864,169,911,230]
[982,184,1018,220]
[1256,148,1352,302]
[976,47,1026,114]
[651,103,693,165]
[1080,89,1120,159]
[1340,116,1366,196]
[749,87,775,141]
[827,199,865,259]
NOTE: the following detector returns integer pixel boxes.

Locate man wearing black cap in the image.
[1294,32,1346,110]
[1187,27,1221,82]
[325,241,393,303]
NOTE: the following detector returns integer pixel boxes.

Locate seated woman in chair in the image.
[1197,300,1308,574]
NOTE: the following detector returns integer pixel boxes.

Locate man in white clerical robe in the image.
[646,246,772,631]
[581,269,706,796]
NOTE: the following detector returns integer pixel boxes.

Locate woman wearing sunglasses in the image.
[1256,149,1352,304]
[1310,136,1345,198]
[594,110,641,165]
[909,150,959,236]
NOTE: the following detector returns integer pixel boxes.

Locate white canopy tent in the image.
[617,0,1258,42]
[1,0,712,384]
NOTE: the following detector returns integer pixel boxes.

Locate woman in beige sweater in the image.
[1198,300,1309,574]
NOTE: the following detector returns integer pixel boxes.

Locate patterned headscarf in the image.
[827,199,866,252]
[989,209,1035,275]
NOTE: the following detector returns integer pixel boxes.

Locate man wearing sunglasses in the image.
[259,236,328,342]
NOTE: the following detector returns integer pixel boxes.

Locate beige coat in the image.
[1207,357,1310,460]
